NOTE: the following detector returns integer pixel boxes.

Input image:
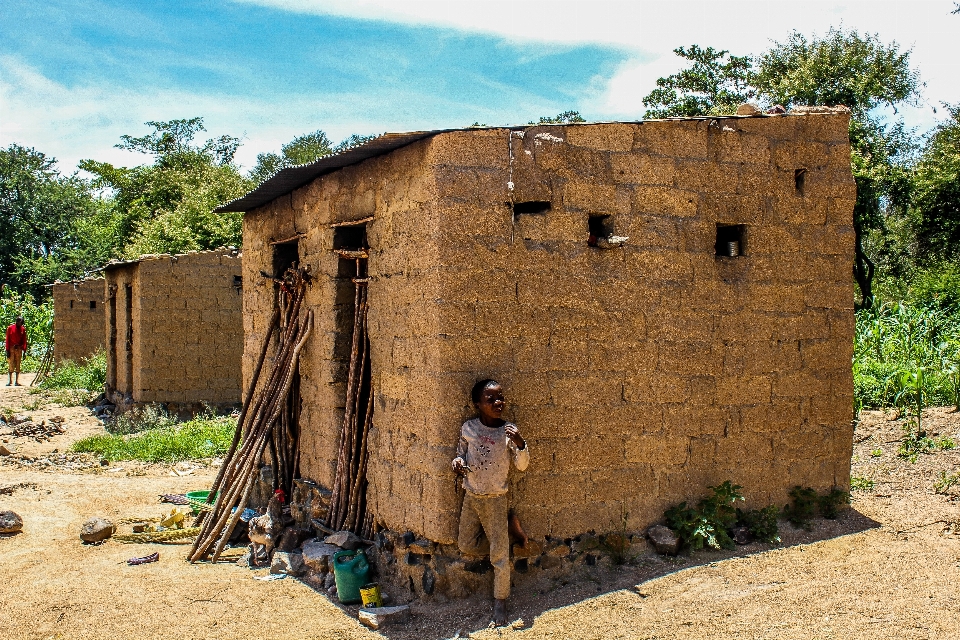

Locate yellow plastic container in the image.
[359,582,383,608]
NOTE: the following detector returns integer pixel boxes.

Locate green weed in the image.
[665,480,744,551]
[71,413,235,463]
[107,404,178,435]
[850,476,875,491]
[783,486,818,530]
[817,488,850,519]
[871,448,883,457]
[934,470,960,494]
[736,505,781,543]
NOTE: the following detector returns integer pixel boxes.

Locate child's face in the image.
[476,384,505,422]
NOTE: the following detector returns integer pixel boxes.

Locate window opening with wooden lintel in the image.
[715,224,746,257]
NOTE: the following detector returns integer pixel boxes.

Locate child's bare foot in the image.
[493,599,508,626]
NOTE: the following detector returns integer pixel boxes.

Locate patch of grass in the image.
[898,430,956,462]
[850,476,875,492]
[107,404,178,435]
[871,448,883,457]
[72,413,235,463]
[934,470,960,494]
[34,351,106,406]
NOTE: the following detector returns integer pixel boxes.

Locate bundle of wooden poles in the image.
[326,251,374,539]
[30,341,55,387]
[188,267,313,563]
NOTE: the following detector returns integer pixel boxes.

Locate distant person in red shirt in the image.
[5,316,27,386]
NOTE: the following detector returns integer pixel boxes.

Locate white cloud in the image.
[0,55,394,172]
[236,0,960,122]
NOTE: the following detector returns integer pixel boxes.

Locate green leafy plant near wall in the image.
[736,505,781,543]
[665,481,745,551]
[783,485,850,529]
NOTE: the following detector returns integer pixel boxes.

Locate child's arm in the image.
[506,424,529,472]
[451,432,469,473]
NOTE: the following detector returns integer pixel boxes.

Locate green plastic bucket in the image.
[185,490,216,515]
[333,549,370,604]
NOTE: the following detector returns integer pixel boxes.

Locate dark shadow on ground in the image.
[297,508,881,640]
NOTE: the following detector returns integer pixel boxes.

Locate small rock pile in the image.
[1,451,99,471]
[2,415,66,442]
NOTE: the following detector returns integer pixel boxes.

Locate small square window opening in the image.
[90,300,97,310]
[716,224,746,257]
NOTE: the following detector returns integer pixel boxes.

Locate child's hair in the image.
[471,379,500,404]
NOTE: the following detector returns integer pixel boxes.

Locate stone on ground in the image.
[324,530,362,550]
[358,605,411,630]
[0,510,23,533]
[270,551,306,576]
[647,525,679,555]
[80,517,115,543]
[0,445,12,456]
[302,539,340,573]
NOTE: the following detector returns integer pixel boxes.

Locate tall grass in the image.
[33,350,107,405]
[854,301,960,410]
[72,412,236,462]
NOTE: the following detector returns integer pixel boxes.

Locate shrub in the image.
[664,481,744,551]
[35,350,107,405]
[817,488,850,519]
[736,505,781,543]
[783,486,818,530]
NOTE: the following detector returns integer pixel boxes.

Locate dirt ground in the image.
[2,376,959,640]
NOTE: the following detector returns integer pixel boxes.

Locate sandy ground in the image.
[2,376,959,639]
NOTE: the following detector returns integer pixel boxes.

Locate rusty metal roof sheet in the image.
[214,128,466,213]
[214,112,827,214]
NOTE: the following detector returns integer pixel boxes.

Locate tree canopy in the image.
[643,28,923,308]
[248,131,379,185]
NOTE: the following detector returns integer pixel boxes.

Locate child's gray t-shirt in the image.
[455,418,530,497]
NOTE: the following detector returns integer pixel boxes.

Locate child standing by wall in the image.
[452,379,529,626]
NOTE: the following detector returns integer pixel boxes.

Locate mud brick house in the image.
[102,250,243,408]
[217,110,856,547]
[52,278,105,363]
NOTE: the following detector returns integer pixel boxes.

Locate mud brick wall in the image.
[241,140,440,508]
[105,251,243,404]
[53,279,105,363]
[242,113,855,545]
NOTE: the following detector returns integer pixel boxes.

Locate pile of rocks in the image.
[2,415,66,442]
[1,451,100,471]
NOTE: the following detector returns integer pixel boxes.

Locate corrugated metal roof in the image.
[215,128,467,213]
[214,113,815,214]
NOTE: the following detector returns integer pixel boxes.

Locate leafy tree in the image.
[530,110,586,124]
[644,29,921,308]
[80,118,252,258]
[754,29,921,308]
[248,130,379,185]
[0,144,105,294]
[912,104,960,262]
[642,46,754,118]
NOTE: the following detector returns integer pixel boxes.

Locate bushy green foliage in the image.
[783,486,818,530]
[850,476,875,492]
[38,350,106,393]
[817,488,851,519]
[854,300,960,410]
[934,470,960,494]
[0,290,52,373]
[72,412,235,462]
[736,505,781,543]
[665,481,744,550]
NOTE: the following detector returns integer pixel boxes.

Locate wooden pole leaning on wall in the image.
[327,253,374,536]
[188,267,312,563]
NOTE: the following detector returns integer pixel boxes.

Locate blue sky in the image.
[1,0,957,172]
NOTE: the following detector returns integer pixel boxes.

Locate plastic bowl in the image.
[185,490,216,515]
